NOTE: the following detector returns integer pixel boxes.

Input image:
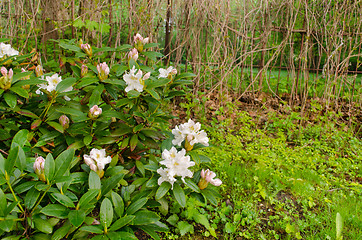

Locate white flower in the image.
[158,66,177,79]
[159,147,195,182]
[171,119,209,149]
[0,42,19,58]
[171,126,184,146]
[189,130,209,147]
[36,73,72,100]
[84,148,112,173]
[157,167,177,187]
[123,66,144,93]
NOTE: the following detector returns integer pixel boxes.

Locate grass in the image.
[166,99,362,239]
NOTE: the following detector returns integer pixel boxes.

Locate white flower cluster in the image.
[172,119,209,147]
[123,66,150,93]
[158,66,177,79]
[36,73,73,100]
[84,148,112,172]
[0,42,19,58]
[157,147,195,188]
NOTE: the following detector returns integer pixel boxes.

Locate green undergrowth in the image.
[169,103,361,239]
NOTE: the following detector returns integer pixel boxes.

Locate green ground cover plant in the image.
[0,36,223,239]
[177,100,361,239]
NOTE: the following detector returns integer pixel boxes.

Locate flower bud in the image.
[97,62,110,81]
[89,105,102,119]
[59,115,70,130]
[143,72,151,80]
[134,33,144,43]
[198,169,222,190]
[81,64,88,78]
[81,43,92,57]
[34,156,46,182]
[1,67,7,76]
[142,37,149,45]
[128,48,139,61]
[35,65,44,77]
[0,67,13,90]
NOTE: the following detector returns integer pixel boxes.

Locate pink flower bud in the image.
[1,67,7,76]
[198,169,222,189]
[128,48,139,61]
[35,65,43,77]
[134,33,144,43]
[171,68,177,75]
[59,115,70,129]
[143,72,151,80]
[81,43,92,57]
[97,62,110,81]
[8,69,13,79]
[81,64,88,78]
[33,156,45,174]
[89,105,102,119]
[142,37,149,45]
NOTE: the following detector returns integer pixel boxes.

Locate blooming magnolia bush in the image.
[0,36,222,239]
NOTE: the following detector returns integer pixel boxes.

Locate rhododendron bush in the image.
[0,35,221,239]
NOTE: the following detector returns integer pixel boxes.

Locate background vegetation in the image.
[1,0,361,110]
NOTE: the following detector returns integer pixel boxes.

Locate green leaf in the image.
[193,213,210,229]
[129,134,138,151]
[68,209,86,228]
[100,198,113,228]
[137,225,161,240]
[126,197,148,215]
[51,193,75,208]
[109,215,135,232]
[51,223,71,240]
[73,18,85,28]
[83,135,92,145]
[79,225,103,234]
[47,121,64,133]
[16,109,38,118]
[0,218,14,232]
[54,149,75,179]
[145,78,171,89]
[155,182,171,200]
[4,92,17,108]
[89,84,104,107]
[59,42,81,52]
[336,212,343,240]
[77,189,99,209]
[34,217,53,234]
[15,145,26,171]
[135,160,145,177]
[145,89,160,100]
[41,204,70,219]
[44,153,55,182]
[0,188,7,216]
[10,86,29,98]
[142,51,164,61]
[5,146,19,175]
[132,210,160,225]
[127,90,141,98]
[143,43,159,49]
[172,183,186,207]
[184,178,200,192]
[24,187,40,210]
[12,71,32,82]
[111,191,124,217]
[201,189,217,206]
[177,221,194,236]
[101,173,125,196]
[89,170,101,190]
